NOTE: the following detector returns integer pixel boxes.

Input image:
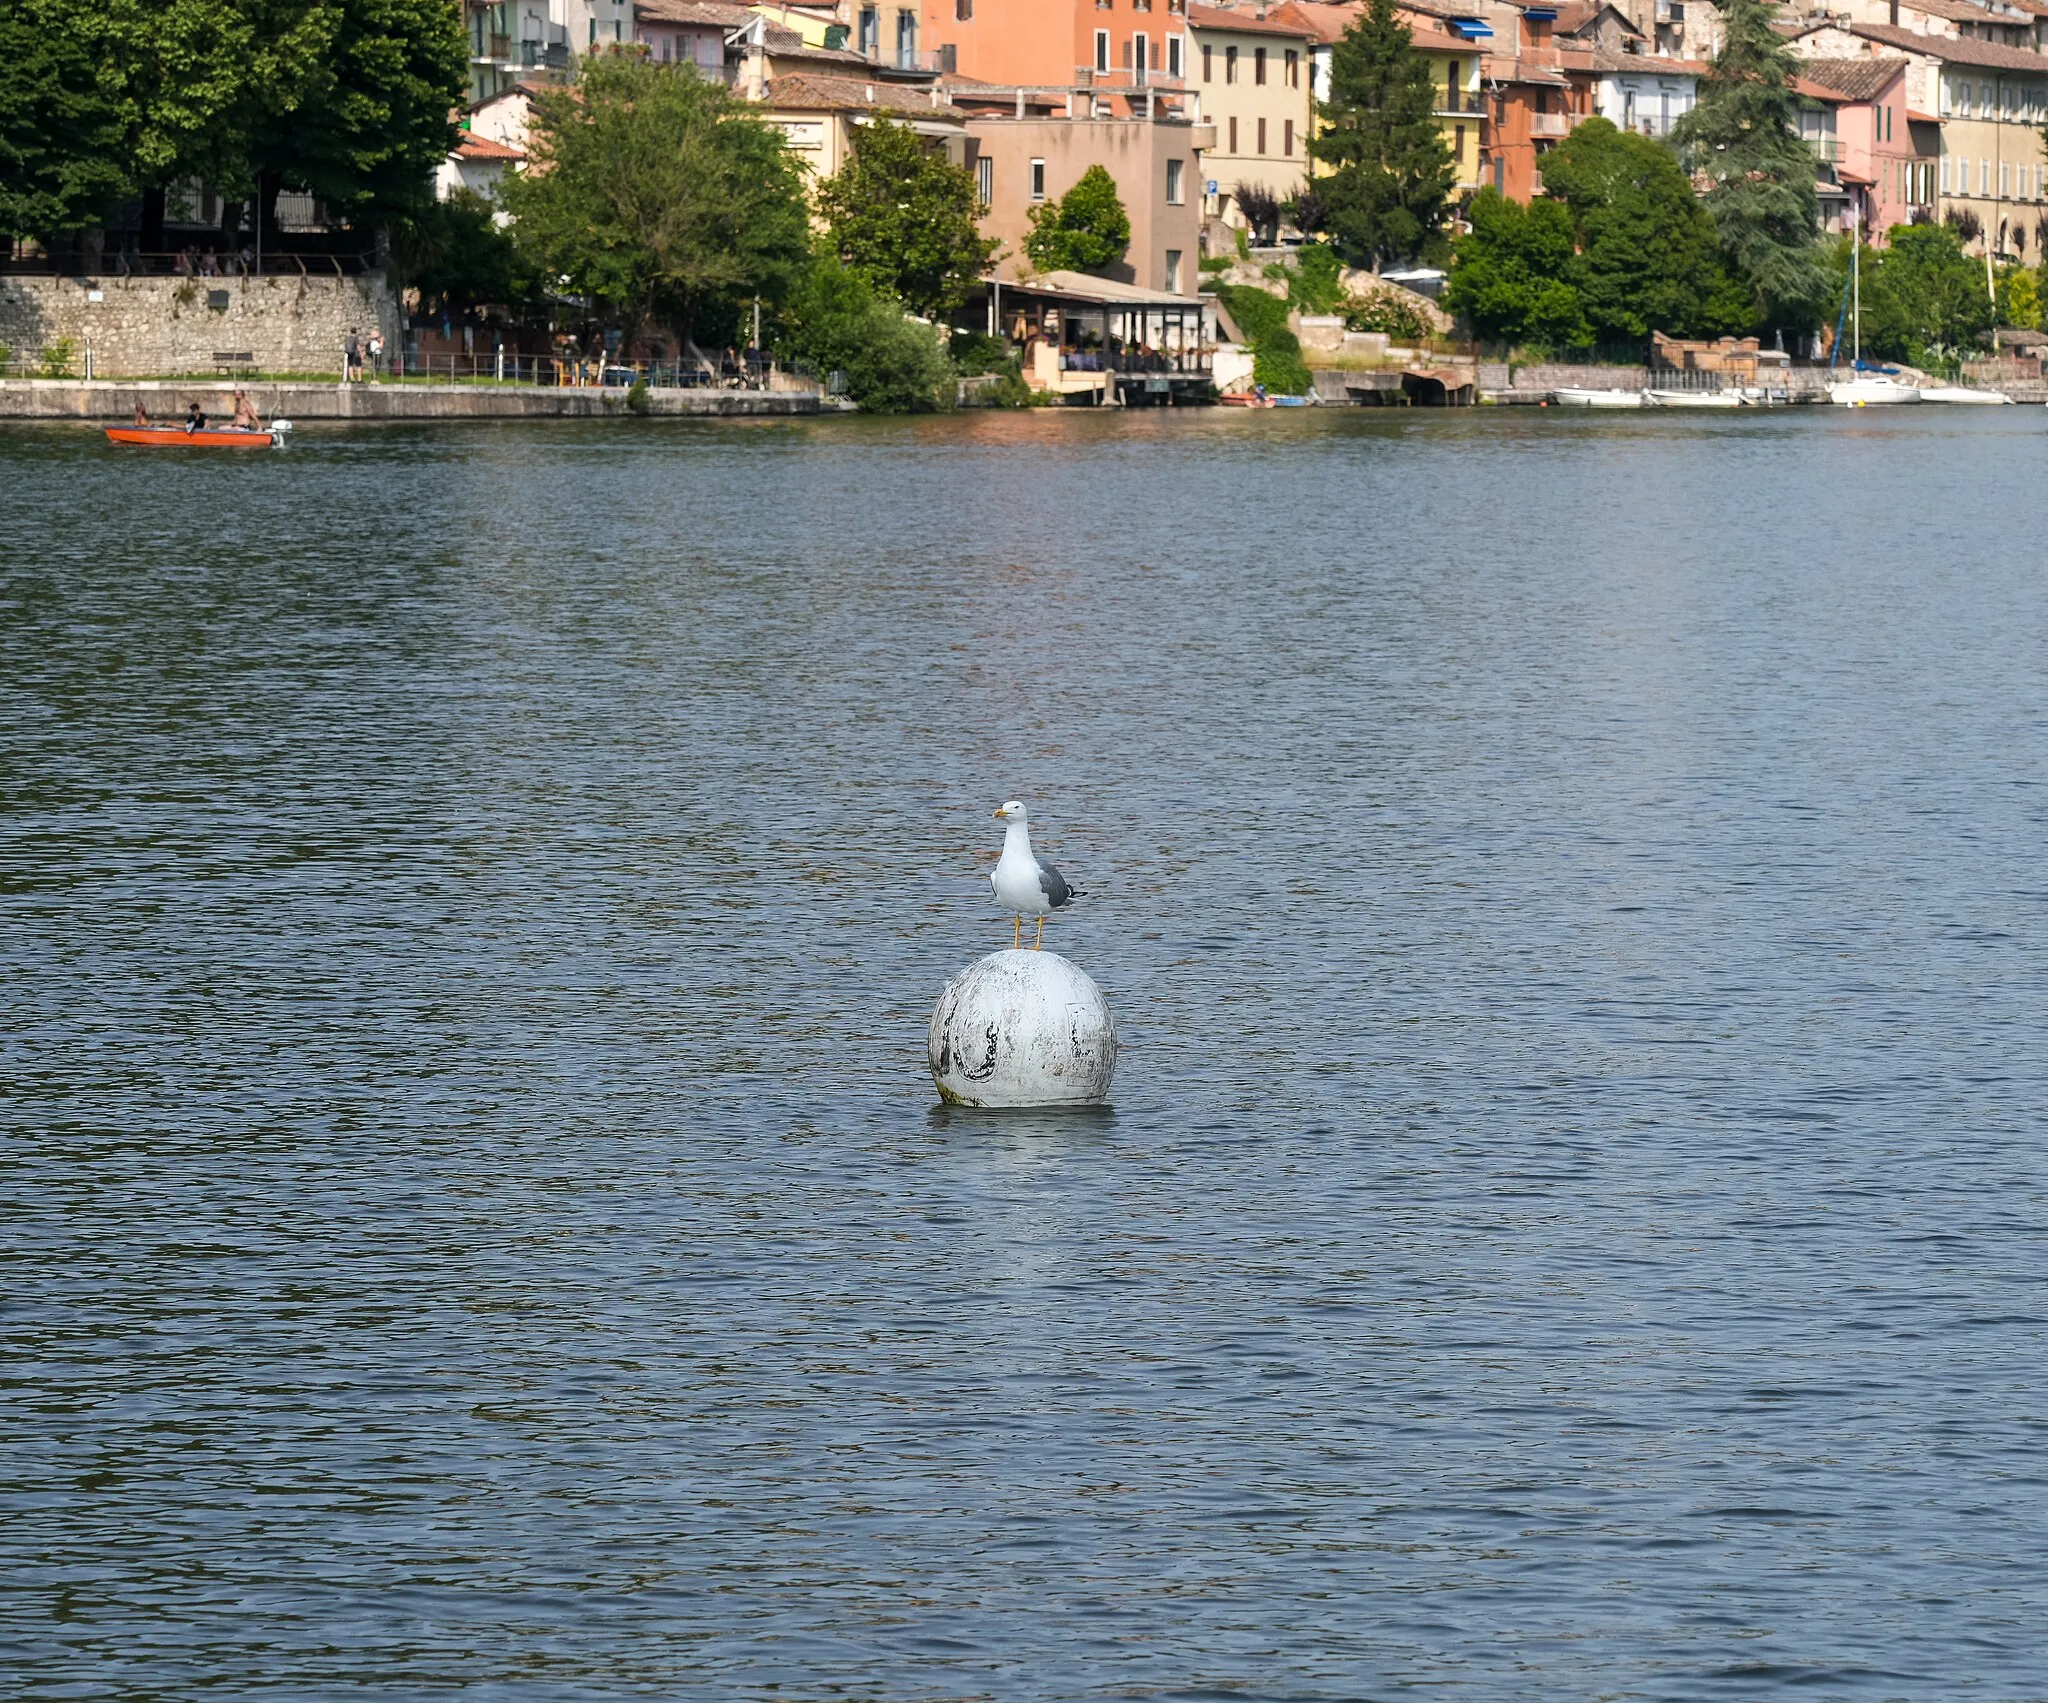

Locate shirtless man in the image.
[230,388,260,429]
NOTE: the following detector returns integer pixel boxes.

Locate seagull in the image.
[991,799,1081,950]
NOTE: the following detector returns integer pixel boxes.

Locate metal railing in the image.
[1,248,377,278]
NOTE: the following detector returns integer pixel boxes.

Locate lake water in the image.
[6,408,2048,1699]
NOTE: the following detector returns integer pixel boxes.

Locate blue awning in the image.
[1450,17,1495,36]
[1522,6,1558,17]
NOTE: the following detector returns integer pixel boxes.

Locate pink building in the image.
[1794,58,1935,243]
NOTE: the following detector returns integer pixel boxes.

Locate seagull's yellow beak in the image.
[993,806,1008,818]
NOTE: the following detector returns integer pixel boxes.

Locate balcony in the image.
[1435,91,1486,115]
[520,39,571,70]
[1806,136,1841,163]
[1655,0,1684,20]
[1529,111,1572,138]
[479,30,511,62]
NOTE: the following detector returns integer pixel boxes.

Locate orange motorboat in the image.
[104,424,287,448]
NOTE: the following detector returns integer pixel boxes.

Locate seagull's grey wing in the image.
[1036,857,1076,908]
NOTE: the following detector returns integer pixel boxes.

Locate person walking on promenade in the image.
[344,331,361,382]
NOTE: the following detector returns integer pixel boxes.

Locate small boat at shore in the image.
[1552,387,1644,408]
[1828,377,1920,405]
[104,422,290,448]
[1646,388,1746,408]
[1219,390,1274,408]
[1918,385,2013,404]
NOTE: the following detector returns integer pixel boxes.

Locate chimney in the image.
[1889,0,1898,21]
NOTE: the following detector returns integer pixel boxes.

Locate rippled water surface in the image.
[6,408,2048,1699]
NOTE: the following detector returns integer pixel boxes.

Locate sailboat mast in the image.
[1852,215,1861,368]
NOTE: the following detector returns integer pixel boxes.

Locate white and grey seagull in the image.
[990,799,1082,950]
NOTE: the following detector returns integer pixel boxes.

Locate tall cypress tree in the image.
[1306,0,1456,268]
[1669,0,1828,328]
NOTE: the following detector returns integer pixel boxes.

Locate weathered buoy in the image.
[928,949,1117,1108]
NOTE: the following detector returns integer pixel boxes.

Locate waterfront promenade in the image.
[0,378,824,420]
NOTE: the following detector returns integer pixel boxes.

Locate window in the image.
[1286,49,1298,87]
[1284,118,1295,155]
[976,154,992,207]
[1167,157,1185,203]
[1982,157,1992,195]
[1030,157,1046,200]
[1254,45,1266,83]
[956,0,972,18]
[1168,33,1182,78]
[1096,28,1109,70]
[1202,42,1212,80]
[588,16,595,43]
[1134,32,1148,82]
[1942,155,1953,194]
[1980,80,1992,113]
[858,5,879,54]
[895,6,916,68]
[1257,115,1267,153]
[1446,62,1457,110]
[2001,161,2011,197]
[1165,248,1183,293]
[1225,44,1237,82]
[1228,114,1238,151]
[1452,122,1462,164]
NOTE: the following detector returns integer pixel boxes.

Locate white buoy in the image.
[928,949,1117,1108]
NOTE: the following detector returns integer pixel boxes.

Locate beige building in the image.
[1186,3,1315,226]
[756,73,971,177]
[951,86,1210,293]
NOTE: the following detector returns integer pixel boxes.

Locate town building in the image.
[946,81,1208,292]
[1791,16,2048,251]
[1185,4,1316,228]
[1794,57,1932,239]
[908,0,1193,88]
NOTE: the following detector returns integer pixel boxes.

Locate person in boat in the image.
[230,388,259,430]
[132,402,151,427]
[184,401,206,433]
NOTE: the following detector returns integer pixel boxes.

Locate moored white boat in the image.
[1646,388,1746,408]
[1828,376,1921,405]
[1552,387,1644,408]
[1918,385,2013,404]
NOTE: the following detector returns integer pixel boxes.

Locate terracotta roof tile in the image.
[1847,19,2048,68]
[632,0,756,24]
[1186,2,1317,37]
[761,72,963,115]
[1793,55,1911,100]
[454,132,525,161]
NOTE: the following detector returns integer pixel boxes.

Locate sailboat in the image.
[1829,223,1920,404]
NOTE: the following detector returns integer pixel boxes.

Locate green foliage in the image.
[815,116,997,320]
[39,336,78,378]
[950,333,1030,404]
[0,0,460,240]
[1024,165,1131,274]
[1443,188,1592,349]
[1670,0,1828,328]
[1306,0,1457,268]
[1851,223,1994,367]
[1997,262,2041,329]
[779,255,952,413]
[1215,283,1312,393]
[625,377,651,414]
[1289,243,1348,313]
[1342,286,1434,341]
[390,188,523,314]
[504,58,811,341]
[1538,116,1754,338]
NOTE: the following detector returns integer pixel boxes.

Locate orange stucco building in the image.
[914,0,1194,90]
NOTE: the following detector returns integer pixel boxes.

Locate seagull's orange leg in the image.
[1035,916,1044,950]
[1013,915,1020,950]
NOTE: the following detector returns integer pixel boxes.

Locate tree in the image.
[1023,165,1130,274]
[1442,187,1592,348]
[815,115,996,320]
[1856,223,1994,366]
[1306,0,1456,269]
[1538,116,1754,339]
[779,255,952,412]
[390,187,525,316]
[1233,182,1283,246]
[503,57,812,344]
[0,0,246,242]
[1670,0,1828,329]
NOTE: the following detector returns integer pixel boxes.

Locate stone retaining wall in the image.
[0,379,822,420]
[0,273,403,378]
